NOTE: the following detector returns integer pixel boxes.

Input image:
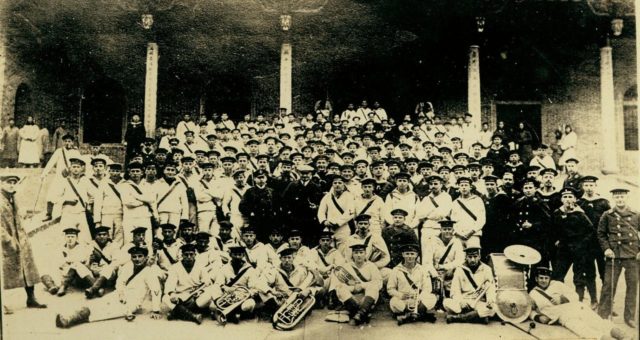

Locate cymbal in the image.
[504,245,541,265]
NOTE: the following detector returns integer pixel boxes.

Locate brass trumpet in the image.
[333,265,360,285]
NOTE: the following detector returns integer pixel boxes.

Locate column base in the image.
[601,166,620,175]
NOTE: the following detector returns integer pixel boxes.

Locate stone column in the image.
[467,45,481,129]
[600,44,619,174]
[144,42,159,138]
[636,0,640,181]
[280,41,292,115]
[0,5,6,123]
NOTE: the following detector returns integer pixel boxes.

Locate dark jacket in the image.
[482,192,513,255]
[597,207,640,259]
[551,206,594,250]
[511,195,550,255]
[382,225,419,268]
[1,190,40,289]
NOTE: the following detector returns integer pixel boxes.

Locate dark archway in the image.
[204,75,251,120]
[82,78,127,143]
[13,83,33,126]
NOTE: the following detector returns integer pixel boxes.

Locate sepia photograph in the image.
[0,0,639,339]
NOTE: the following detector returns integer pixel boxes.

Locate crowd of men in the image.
[2,101,637,338]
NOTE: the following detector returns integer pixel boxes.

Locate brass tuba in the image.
[272,291,316,330]
[272,272,316,331]
[213,286,251,325]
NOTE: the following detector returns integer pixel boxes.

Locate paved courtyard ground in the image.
[1,169,638,340]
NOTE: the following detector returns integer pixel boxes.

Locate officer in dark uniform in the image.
[562,158,583,197]
[500,171,522,201]
[596,188,639,328]
[511,178,551,283]
[549,187,597,308]
[576,175,610,284]
[481,175,513,260]
[238,169,277,242]
[280,164,323,245]
[381,209,419,269]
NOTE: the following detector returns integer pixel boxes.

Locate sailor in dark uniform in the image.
[480,175,513,260]
[500,171,522,201]
[596,188,639,328]
[562,158,583,197]
[550,187,597,309]
[511,178,551,286]
[536,168,562,213]
[576,175,610,284]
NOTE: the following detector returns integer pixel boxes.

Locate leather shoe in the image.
[26,299,47,309]
[624,319,636,328]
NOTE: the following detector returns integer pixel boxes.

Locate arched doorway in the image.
[204,75,251,120]
[82,78,127,143]
[13,83,33,126]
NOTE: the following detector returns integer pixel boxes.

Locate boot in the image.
[417,304,437,323]
[82,275,96,289]
[25,286,47,308]
[397,312,414,325]
[327,291,341,310]
[343,298,360,318]
[446,310,479,324]
[41,275,59,295]
[576,285,585,302]
[42,202,54,221]
[55,307,91,328]
[85,276,107,299]
[353,296,375,325]
[171,304,203,325]
[57,284,67,297]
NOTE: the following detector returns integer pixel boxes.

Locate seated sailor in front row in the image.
[443,238,496,324]
[209,244,267,324]
[263,247,323,325]
[423,220,464,298]
[164,244,215,325]
[308,230,346,309]
[387,243,438,325]
[331,242,383,326]
[528,266,630,340]
[55,245,162,328]
[84,226,149,299]
[51,228,94,297]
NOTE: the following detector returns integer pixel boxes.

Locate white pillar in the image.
[280,42,292,115]
[600,45,619,174]
[0,6,6,122]
[144,42,159,138]
[467,45,481,129]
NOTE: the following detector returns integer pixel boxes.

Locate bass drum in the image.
[489,253,532,324]
[494,290,532,324]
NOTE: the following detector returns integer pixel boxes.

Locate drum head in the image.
[504,245,541,266]
[495,290,532,324]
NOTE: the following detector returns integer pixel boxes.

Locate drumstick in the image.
[507,321,541,340]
